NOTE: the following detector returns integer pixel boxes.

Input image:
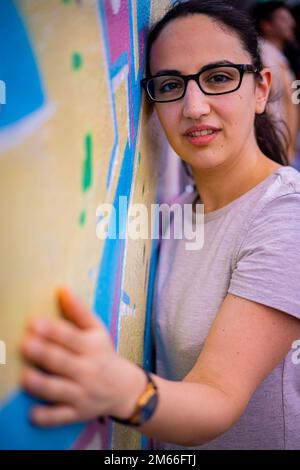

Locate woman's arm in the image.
[20,290,300,447]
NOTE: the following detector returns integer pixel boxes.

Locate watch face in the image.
[140,393,159,423]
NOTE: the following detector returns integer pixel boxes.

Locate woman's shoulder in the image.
[237,166,300,249]
[162,166,300,228]
[257,166,300,213]
[227,166,300,266]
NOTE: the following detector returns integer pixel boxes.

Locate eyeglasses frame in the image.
[140,63,262,103]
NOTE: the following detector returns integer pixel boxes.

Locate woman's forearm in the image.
[116,363,239,447]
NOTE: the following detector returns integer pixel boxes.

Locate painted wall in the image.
[0,0,173,450]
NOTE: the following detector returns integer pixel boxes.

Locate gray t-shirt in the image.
[152,166,300,450]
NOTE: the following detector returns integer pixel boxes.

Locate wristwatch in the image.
[108,370,159,427]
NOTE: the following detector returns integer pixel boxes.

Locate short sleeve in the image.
[228,193,300,319]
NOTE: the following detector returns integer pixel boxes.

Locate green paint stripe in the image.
[82,134,93,192]
[79,210,86,226]
[72,52,83,70]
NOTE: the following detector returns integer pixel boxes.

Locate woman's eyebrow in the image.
[154,69,182,76]
[154,60,235,76]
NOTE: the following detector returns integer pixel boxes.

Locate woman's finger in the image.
[20,334,82,380]
[30,404,79,427]
[27,316,88,355]
[21,366,81,405]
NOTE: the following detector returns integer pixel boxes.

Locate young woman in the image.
[20,1,300,450]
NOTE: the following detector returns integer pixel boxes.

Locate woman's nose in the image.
[182,80,211,119]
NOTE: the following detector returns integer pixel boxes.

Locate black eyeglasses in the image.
[140,63,261,103]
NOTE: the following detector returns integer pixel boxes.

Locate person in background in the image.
[252,1,299,164]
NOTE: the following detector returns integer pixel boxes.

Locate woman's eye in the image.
[207,74,232,83]
[160,81,183,93]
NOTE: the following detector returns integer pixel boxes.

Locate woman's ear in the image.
[255,68,272,114]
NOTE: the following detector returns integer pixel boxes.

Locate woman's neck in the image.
[192,150,282,214]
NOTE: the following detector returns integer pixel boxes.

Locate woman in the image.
[20,1,300,449]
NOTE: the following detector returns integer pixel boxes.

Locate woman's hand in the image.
[19,288,146,427]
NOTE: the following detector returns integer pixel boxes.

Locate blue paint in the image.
[0,0,45,129]
[141,238,160,451]
[122,291,130,305]
[110,51,129,79]
[0,391,84,450]
[93,237,124,329]
[95,0,153,449]
[93,143,132,331]
[143,239,160,372]
[93,138,140,452]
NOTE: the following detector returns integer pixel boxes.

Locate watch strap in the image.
[108,369,158,427]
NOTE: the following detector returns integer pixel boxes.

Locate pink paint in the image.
[139,27,147,75]
[105,0,130,64]
[71,419,109,450]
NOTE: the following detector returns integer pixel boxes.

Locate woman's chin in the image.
[183,154,225,172]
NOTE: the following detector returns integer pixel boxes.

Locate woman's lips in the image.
[184,130,220,146]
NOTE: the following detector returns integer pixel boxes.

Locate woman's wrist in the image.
[108,357,148,420]
[109,368,159,426]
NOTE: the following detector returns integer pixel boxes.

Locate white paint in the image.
[0,80,6,104]
[0,340,6,365]
[110,0,121,15]
[0,102,56,155]
[112,64,129,93]
[132,0,139,80]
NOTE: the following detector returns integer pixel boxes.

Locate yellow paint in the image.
[0,0,112,400]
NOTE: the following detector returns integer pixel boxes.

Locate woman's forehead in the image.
[150,15,250,74]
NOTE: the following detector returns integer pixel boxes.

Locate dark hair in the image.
[252,1,288,35]
[144,0,289,180]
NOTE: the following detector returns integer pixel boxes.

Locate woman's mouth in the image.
[184,129,220,146]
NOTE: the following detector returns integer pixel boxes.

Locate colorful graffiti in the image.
[0,0,171,450]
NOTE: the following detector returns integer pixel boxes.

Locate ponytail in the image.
[254,112,289,166]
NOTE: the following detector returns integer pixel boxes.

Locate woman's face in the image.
[149,14,270,171]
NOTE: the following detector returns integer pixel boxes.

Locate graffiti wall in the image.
[0,0,173,450]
